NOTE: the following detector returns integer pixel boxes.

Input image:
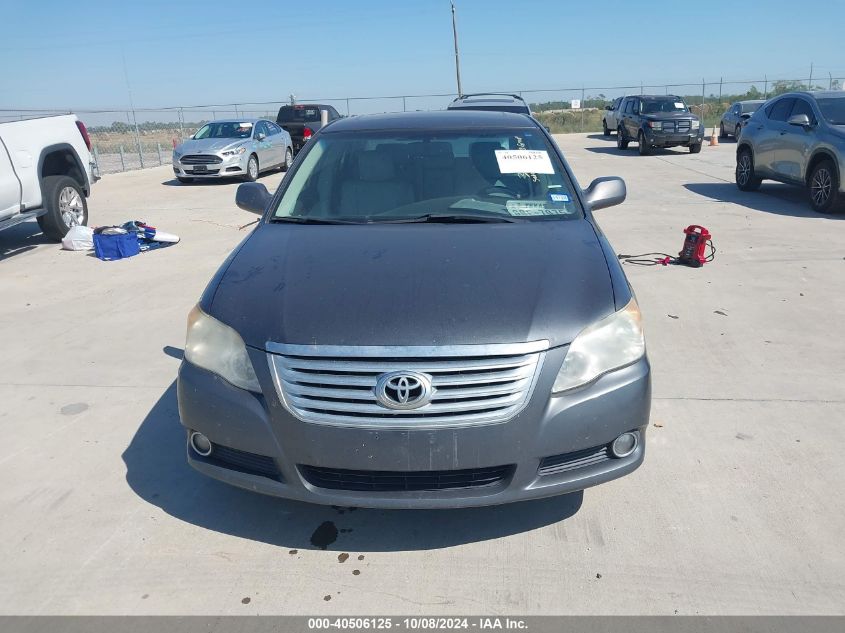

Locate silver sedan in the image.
[172,118,293,183]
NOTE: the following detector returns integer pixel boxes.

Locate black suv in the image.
[616,95,705,155]
[447,93,532,115]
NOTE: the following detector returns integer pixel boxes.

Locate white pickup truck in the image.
[0,114,98,241]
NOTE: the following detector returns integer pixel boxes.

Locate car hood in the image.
[645,111,699,121]
[177,138,250,154]
[208,220,615,349]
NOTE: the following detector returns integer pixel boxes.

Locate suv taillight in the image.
[303,127,313,141]
[76,121,92,151]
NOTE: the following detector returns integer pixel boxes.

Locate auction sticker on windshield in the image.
[495,149,555,174]
[506,200,569,216]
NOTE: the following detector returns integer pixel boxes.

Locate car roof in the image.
[279,104,335,108]
[205,118,264,124]
[323,110,538,133]
[637,95,684,100]
[737,99,766,104]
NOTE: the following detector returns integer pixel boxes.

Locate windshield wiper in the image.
[269,217,364,225]
[377,213,519,224]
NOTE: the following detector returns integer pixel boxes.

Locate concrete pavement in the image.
[0,136,843,615]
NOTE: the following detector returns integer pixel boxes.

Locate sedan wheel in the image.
[719,123,726,139]
[282,147,293,172]
[245,155,258,182]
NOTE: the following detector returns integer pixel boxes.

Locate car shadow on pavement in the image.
[0,221,51,262]
[684,182,845,219]
[123,382,583,551]
[585,146,691,156]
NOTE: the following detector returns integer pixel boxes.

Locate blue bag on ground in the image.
[93,230,140,261]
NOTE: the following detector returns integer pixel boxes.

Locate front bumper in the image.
[644,127,705,147]
[172,153,248,178]
[177,344,651,508]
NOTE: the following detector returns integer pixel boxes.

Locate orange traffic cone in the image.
[709,126,719,146]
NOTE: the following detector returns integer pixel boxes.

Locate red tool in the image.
[677,225,712,268]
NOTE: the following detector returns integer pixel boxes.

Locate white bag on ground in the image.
[61,225,94,251]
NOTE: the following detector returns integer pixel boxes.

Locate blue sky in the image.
[2,0,844,114]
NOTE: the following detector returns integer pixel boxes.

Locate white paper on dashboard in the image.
[494,149,555,174]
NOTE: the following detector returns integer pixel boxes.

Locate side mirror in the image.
[236,182,271,214]
[544,125,551,133]
[256,132,267,141]
[605,105,613,110]
[787,113,811,128]
[583,177,626,211]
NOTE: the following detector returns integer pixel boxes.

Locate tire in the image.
[177,176,193,184]
[602,120,610,136]
[689,143,702,154]
[638,131,650,156]
[735,125,742,140]
[617,127,629,150]
[736,147,762,191]
[808,159,841,214]
[36,175,88,241]
[719,123,727,139]
[244,154,259,182]
[281,147,293,172]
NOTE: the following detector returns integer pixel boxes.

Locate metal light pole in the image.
[451,2,463,98]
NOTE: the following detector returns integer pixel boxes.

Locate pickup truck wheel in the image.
[281,147,293,172]
[808,160,841,214]
[736,148,762,191]
[36,175,88,241]
[177,176,193,184]
[602,120,610,136]
[616,127,629,150]
[638,132,650,156]
[244,154,259,182]
[689,143,702,154]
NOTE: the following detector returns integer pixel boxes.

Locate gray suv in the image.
[736,91,845,213]
[177,110,651,508]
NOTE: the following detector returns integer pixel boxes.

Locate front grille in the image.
[189,168,220,175]
[267,341,548,429]
[299,464,514,492]
[193,443,282,481]
[180,154,223,165]
[538,444,611,476]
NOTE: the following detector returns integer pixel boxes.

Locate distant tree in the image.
[746,85,762,99]
[770,80,805,96]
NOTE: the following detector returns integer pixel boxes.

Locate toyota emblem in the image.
[375,371,434,410]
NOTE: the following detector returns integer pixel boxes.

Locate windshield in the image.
[641,99,688,114]
[271,129,582,223]
[816,98,845,125]
[741,102,763,114]
[193,122,253,139]
[278,106,322,123]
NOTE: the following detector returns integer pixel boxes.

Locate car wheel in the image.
[719,123,727,139]
[736,148,762,191]
[244,154,259,182]
[36,175,88,241]
[282,147,293,172]
[735,125,742,140]
[808,159,841,213]
[177,176,193,184]
[638,131,650,156]
[602,120,610,136]
[689,143,702,154]
[617,127,629,150]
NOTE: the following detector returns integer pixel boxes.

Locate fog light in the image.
[190,431,213,457]
[611,432,638,458]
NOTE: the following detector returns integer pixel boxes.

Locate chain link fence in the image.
[2,75,841,175]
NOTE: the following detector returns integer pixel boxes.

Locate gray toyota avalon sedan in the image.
[177,110,651,508]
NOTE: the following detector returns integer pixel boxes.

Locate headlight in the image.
[222,147,246,157]
[552,298,645,394]
[173,150,183,159]
[648,121,662,130]
[184,305,260,392]
[691,120,700,130]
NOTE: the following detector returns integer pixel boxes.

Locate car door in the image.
[0,137,22,220]
[253,121,273,168]
[724,103,737,129]
[625,98,640,138]
[265,121,285,166]
[607,97,621,127]
[753,98,794,175]
[776,98,818,182]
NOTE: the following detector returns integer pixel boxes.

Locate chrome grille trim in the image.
[180,154,223,165]
[267,341,549,429]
